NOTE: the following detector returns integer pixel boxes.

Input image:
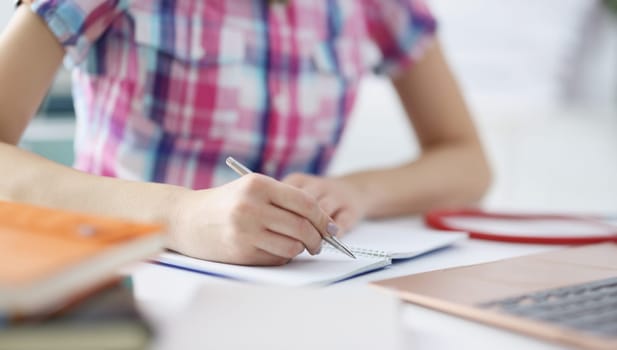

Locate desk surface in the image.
[130,217,581,350]
[130,106,617,349]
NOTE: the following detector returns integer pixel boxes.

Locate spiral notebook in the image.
[156,219,467,286]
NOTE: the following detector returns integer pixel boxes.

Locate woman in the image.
[0,0,490,265]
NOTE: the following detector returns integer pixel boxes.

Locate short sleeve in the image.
[363,0,437,77]
[30,0,128,67]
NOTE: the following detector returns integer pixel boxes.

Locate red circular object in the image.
[424,209,617,245]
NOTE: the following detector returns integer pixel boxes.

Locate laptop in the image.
[371,242,617,350]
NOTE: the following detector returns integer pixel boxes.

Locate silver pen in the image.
[225,156,356,259]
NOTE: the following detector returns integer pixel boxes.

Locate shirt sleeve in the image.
[30,0,127,67]
[363,0,437,77]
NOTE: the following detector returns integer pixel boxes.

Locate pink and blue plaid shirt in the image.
[32,0,436,188]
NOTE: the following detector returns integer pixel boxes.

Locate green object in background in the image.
[20,114,76,166]
[20,140,74,166]
[605,0,617,14]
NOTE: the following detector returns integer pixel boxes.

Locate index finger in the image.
[268,181,339,239]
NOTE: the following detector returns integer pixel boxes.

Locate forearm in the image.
[347,42,492,218]
[0,142,188,225]
[340,140,491,219]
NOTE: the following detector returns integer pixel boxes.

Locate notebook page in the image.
[342,218,467,259]
[156,250,390,287]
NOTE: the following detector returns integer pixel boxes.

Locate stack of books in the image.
[0,201,165,350]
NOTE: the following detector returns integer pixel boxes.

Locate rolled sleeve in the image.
[363,0,437,77]
[31,0,127,67]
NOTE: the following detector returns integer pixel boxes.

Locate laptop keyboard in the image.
[478,276,617,338]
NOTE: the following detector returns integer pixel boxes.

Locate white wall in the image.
[1,2,13,31]
[333,0,617,213]
[428,0,617,108]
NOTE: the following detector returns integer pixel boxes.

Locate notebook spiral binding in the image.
[323,245,390,259]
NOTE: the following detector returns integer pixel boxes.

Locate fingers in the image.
[232,173,338,261]
[281,173,348,235]
[282,173,309,187]
[252,229,314,259]
[268,181,339,242]
[317,196,340,217]
[230,174,325,256]
[262,206,323,254]
[284,173,327,201]
[333,210,357,234]
[239,247,293,266]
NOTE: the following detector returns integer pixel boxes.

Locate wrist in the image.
[157,184,192,251]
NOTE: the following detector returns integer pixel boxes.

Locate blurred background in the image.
[1,0,616,213]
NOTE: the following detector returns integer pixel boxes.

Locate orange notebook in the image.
[0,201,165,316]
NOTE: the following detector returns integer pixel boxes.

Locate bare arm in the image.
[0,7,180,223]
[0,6,63,144]
[284,42,491,231]
[346,42,492,218]
[0,7,334,265]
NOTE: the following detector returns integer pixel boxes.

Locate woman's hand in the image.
[167,174,337,266]
[281,173,370,236]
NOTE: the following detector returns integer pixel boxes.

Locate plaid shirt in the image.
[32,0,436,189]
